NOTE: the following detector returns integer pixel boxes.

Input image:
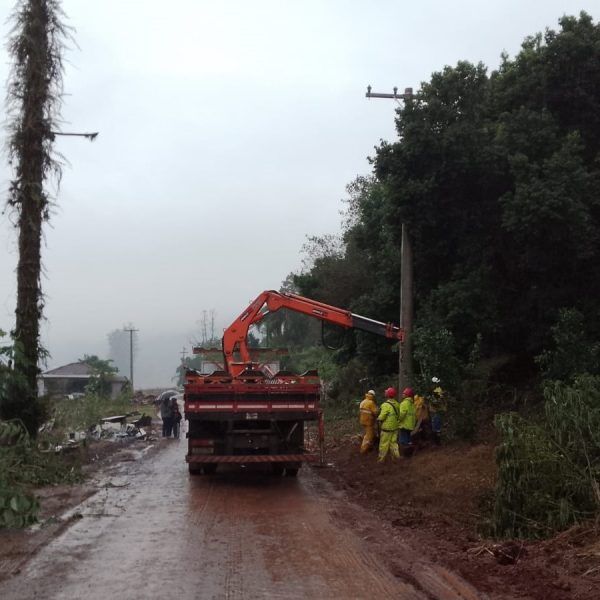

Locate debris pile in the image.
[132,391,157,405]
[40,411,155,454]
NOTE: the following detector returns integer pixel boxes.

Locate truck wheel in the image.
[285,467,299,477]
[203,464,218,475]
[271,465,284,477]
[188,463,202,476]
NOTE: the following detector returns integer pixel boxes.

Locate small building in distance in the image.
[38,362,128,399]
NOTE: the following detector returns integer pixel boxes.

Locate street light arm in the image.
[50,131,99,141]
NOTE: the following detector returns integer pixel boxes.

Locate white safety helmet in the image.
[367,389,376,396]
[431,376,440,384]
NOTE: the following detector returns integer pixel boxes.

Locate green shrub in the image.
[493,375,600,538]
[536,308,600,382]
[51,393,133,432]
[0,419,81,529]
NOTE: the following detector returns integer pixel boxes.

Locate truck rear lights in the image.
[191,448,214,455]
[190,439,214,447]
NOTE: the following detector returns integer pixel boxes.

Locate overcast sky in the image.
[0,0,596,387]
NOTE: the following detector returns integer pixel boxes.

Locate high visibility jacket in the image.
[377,398,401,431]
[398,397,417,430]
[414,394,429,421]
[359,395,378,426]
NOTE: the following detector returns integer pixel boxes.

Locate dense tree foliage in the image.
[78,354,118,397]
[295,13,600,389]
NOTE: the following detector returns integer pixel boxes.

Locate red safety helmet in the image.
[384,387,396,398]
[402,387,414,398]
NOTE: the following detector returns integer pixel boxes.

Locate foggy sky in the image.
[0,1,596,387]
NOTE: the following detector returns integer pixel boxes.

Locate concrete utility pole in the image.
[365,85,415,391]
[399,224,414,390]
[180,347,187,363]
[124,327,139,393]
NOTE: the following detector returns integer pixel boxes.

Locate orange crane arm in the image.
[222,290,403,376]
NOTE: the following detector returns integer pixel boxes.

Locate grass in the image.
[49,393,153,432]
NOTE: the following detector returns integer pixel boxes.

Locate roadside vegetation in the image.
[244,13,600,542]
[1,334,147,529]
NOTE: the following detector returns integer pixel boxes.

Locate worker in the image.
[429,377,447,446]
[358,389,379,454]
[398,387,417,457]
[171,396,182,439]
[377,387,401,462]
[159,392,174,438]
[412,392,430,448]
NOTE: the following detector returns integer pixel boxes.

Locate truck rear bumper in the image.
[186,454,318,464]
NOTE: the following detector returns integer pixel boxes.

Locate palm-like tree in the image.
[4,0,67,433]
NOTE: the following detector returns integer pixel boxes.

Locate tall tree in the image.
[3,1,67,433]
[295,13,600,387]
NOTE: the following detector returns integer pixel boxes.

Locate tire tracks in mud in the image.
[1,441,486,599]
[306,470,485,600]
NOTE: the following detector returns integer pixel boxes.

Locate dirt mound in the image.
[317,424,600,599]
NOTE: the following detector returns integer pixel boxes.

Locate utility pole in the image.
[202,310,208,344]
[399,224,414,390]
[365,85,414,391]
[210,309,216,341]
[180,346,187,364]
[124,327,138,393]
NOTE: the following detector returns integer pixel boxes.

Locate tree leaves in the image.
[297,13,600,383]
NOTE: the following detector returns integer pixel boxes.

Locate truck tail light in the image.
[191,439,214,447]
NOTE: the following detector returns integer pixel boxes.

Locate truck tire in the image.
[203,464,218,475]
[285,467,299,477]
[188,463,203,475]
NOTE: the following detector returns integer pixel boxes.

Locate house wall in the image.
[42,377,89,398]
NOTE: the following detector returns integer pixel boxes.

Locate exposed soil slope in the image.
[318,424,600,600]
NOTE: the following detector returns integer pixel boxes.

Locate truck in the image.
[184,290,403,476]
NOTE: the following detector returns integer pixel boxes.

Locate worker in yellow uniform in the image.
[377,387,401,462]
[398,387,417,457]
[358,389,379,454]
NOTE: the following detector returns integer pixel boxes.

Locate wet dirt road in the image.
[0,440,484,600]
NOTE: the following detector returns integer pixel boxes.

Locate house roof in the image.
[42,362,128,382]
[44,362,94,377]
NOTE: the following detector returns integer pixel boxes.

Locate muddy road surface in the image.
[0,440,484,599]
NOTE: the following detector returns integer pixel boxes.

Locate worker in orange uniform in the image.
[377,387,401,462]
[358,389,379,453]
[398,387,417,457]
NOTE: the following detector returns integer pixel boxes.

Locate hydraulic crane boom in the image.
[222,290,403,377]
